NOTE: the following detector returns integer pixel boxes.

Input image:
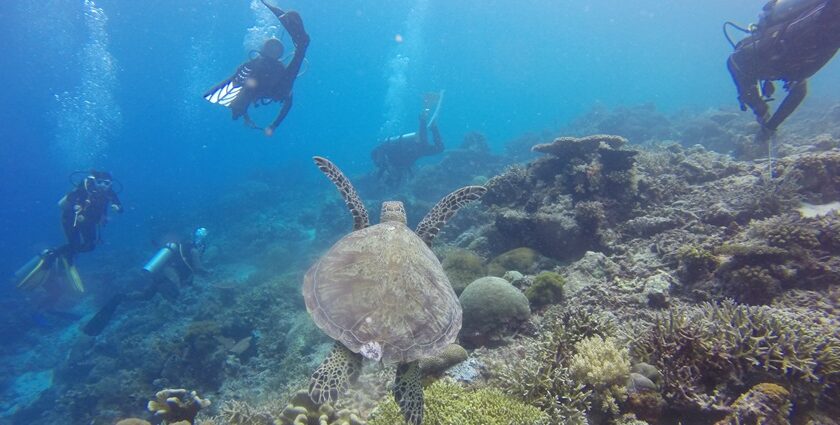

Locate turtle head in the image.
[381,201,407,224]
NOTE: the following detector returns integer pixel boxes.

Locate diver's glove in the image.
[111,204,123,213]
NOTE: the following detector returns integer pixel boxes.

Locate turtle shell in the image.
[303,221,462,364]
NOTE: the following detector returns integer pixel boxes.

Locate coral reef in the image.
[458,277,531,346]
[367,380,549,425]
[147,388,211,424]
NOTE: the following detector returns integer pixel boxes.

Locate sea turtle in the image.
[304,156,486,425]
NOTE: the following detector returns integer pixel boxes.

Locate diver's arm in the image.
[727,55,770,125]
[266,94,293,136]
[765,80,808,131]
[109,190,124,213]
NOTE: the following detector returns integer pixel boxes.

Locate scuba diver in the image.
[14,170,123,293]
[726,0,840,143]
[82,227,209,336]
[204,0,310,137]
[371,91,445,186]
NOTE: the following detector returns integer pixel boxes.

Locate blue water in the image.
[0,0,839,422]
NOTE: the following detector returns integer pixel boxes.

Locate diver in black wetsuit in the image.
[372,111,444,186]
[14,170,123,293]
[204,0,310,137]
[727,0,840,142]
[82,228,209,336]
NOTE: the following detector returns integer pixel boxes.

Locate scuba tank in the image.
[758,0,824,29]
[143,243,178,274]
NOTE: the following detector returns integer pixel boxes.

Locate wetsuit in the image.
[208,2,310,132]
[727,0,840,140]
[372,114,444,185]
[55,184,122,263]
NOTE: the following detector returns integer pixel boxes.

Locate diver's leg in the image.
[429,123,443,153]
[417,114,429,145]
[77,222,97,253]
[765,80,808,131]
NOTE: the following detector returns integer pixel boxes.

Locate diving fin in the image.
[15,251,55,290]
[82,294,124,336]
[204,79,243,107]
[60,256,85,293]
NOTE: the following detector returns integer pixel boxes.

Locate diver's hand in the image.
[264,127,275,137]
[756,125,775,144]
[111,204,123,213]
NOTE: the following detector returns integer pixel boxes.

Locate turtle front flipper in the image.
[394,361,423,425]
[416,185,487,246]
[313,156,370,231]
[309,342,362,404]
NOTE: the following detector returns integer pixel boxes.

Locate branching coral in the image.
[488,306,616,423]
[569,335,631,415]
[367,380,549,425]
[632,301,840,413]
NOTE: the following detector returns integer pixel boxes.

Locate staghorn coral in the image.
[524,271,565,308]
[367,380,549,425]
[715,383,792,425]
[569,335,631,415]
[632,301,840,414]
[418,344,468,376]
[147,388,211,424]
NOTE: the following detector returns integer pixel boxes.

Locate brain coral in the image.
[459,277,530,346]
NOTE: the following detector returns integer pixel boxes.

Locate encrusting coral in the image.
[147,388,211,424]
[486,247,544,276]
[632,300,840,413]
[715,383,792,425]
[366,380,549,425]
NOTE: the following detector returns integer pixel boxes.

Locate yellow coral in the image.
[569,335,631,414]
[367,380,548,425]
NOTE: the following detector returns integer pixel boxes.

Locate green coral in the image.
[524,271,565,307]
[441,249,486,295]
[367,380,549,425]
[569,336,631,415]
[632,300,840,412]
[487,247,542,276]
